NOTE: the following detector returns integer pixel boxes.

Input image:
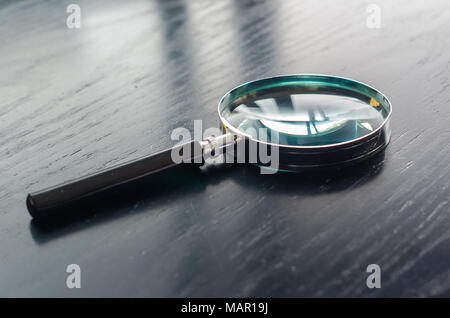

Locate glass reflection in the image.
[225,89,386,146]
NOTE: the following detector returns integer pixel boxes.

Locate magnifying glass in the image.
[27,74,392,219]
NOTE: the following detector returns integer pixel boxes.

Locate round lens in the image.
[219,75,391,147]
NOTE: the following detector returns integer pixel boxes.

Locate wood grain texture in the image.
[0,0,449,297]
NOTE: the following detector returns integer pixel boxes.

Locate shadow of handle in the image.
[26,140,203,220]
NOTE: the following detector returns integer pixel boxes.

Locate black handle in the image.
[26,140,204,219]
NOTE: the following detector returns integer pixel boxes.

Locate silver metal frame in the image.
[215,74,392,170]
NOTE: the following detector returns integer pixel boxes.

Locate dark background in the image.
[0,0,449,297]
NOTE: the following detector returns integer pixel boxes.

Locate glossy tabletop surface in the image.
[0,0,449,297]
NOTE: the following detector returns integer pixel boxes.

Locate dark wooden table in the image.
[0,0,449,297]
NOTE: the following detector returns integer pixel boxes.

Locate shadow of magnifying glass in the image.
[30,149,386,244]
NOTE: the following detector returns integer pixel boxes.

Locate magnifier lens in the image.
[219,75,391,147]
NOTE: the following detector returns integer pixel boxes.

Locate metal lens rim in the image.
[217,74,392,150]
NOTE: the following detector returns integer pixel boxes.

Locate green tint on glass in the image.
[219,75,391,147]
